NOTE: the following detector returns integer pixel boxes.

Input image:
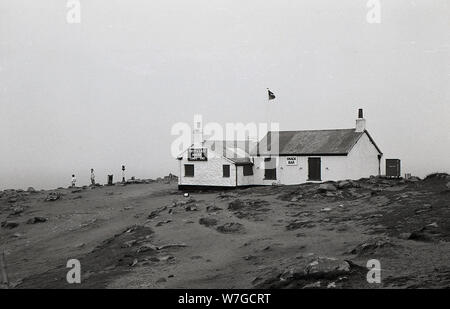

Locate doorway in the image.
[308,157,321,181]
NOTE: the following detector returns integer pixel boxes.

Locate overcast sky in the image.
[1,0,449,189]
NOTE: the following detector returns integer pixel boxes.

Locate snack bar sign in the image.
[188,148,208,161]
[286,156,297,166]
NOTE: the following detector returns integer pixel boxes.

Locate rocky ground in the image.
[0,173,449,289]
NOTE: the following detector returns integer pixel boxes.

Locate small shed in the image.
[385,159,401,178]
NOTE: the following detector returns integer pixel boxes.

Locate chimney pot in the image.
[355,109,366,132]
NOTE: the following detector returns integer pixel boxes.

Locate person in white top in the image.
[90,169,95,186]
[71,174,77,187]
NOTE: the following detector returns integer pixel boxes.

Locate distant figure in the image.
[90,168,95,185]
[71,174,77,187]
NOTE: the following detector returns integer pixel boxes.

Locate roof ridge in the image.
[207,140,253,142]
[268,128,356,133]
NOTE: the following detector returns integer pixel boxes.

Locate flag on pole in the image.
[267,89,276,100]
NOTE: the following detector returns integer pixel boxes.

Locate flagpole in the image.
[264,90,269,160]
[266,88,270,135]
[266,88,276,157]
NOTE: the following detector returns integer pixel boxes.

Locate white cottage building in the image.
[177,109,383,189]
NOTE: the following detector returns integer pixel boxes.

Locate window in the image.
[223,165,230,178]
[184,164,194,177]
[264,158,277,180]
[243,165,253,176]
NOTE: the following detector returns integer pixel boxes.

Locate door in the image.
[264,157,277,180]
[308,157,321,181]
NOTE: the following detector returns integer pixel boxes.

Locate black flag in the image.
[268,89,276,100]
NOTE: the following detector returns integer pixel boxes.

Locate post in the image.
[0,251,9,288]
[266,89,270,135]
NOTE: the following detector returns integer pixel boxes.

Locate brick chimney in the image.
[355,108,366,132]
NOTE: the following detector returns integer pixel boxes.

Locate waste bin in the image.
[107,175,113,185]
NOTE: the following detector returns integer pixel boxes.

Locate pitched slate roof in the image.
[227,157,254,166]
[257,129,382,156]
[204,140,255,165]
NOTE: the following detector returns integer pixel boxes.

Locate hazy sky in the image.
[1,0,449,189]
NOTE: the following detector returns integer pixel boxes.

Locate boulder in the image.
[45,192,61,201]
[216,222,245,234]
[318,183,337,192]
[280,256,351,282]
[408,224,442,242]
[286,219,313,231]
[1,221,19,229]
[158,255,175,262]
[398,232,412,240]
[184,204,198,211]
[325,191,338,197]
[137,243,158,253]
[147,206,168,219]
[350,237,393,256]
[228,199,270,211]
[26,187,36,193]
[337,180,353,189]
[206,205,222,213]
[11,206,24,216]
[163,174,178,183]
[304,257,351,279]
[7,196,18,203]
[155,220,172,227]
[424,173,449,181]
[156,243,187,250]
[122,239,138,248]
[406,176,421,182]
[228,199,245,210]
[26,216,47,224]
[199,217,218,227]
[172,197,196,207]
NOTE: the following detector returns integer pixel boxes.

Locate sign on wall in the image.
[188,148,208,161]
[286,156,297,166]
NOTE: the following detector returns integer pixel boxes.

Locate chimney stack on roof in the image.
[355,108,366,132]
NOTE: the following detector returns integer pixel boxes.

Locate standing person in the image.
[90,168,95,186]
[71,174,77,187]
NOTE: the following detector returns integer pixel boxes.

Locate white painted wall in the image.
[342,133,381,179]
[252,156,283,185]
[178,151,237,187]
[252,132,381,185]
[236,165,255,186]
